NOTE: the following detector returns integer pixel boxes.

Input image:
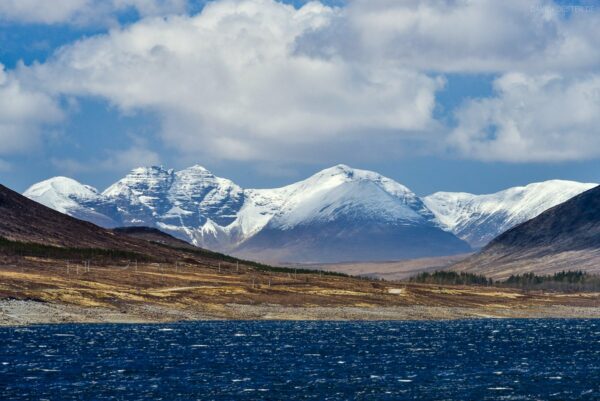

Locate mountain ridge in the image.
[424,180,597,248]
[451,184,600,279]
[25,164,595,263]
[23,164,471,263]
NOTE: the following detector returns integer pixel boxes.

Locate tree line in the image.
[409,270,600,292]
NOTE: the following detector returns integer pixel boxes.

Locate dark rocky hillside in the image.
[0,184,130,250]
[1,184,222,262]
[451,185,600,279]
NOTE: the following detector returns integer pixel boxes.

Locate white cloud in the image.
[22,0,443,163]
[300,0,600,74]
[5,0,600,167]
[0,65,63,155]
[450,73,600,162]
[0,0,188,25]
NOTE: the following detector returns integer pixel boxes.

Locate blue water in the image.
[1,320,599,400]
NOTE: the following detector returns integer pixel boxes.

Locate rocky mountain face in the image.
[424,180,597,248]
[24,164,471,263]
[25,164,594,264]
[451,185,600,279]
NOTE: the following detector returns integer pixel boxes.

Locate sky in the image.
[1,0,600,196]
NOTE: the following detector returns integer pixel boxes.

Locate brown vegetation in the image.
[1,253,599,324]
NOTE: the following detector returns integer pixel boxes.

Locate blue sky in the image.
[1,0,600,196]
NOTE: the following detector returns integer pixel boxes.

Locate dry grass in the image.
[1,255,599,321]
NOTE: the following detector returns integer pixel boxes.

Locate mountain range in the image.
[424,180,597,248]
[23,164,596,263]
[452,185,600,279]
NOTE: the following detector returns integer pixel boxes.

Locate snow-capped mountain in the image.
[452,185,600,279]
[23,177,117,227]
[23,164,471,263]
[424,180,598,248]
[98,165,246,249]
[235,165,470,262]
[260,165,434,229]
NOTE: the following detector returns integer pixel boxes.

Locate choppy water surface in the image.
[1,319,599,400]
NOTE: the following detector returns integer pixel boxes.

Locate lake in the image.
[1,320,599,400]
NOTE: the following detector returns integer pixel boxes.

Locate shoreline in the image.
[2,299,600,326]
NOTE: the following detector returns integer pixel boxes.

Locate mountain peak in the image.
[318,164,368,178]
[183,164,211,172]
[424,179,598,248]
[330,163,353,173]
[176,164,216,179]
[453,184,600,279]
[129,165,173,176]
[23,176,101,214]
[103,165,176,199]
[308,165,386,186]
[25,176,98,195]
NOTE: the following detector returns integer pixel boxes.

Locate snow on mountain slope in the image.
[102,166,176,225]
[24,166,248,249]
[100,165,246,249]
[232,188,288,240]
[169,165,243,227]
[230,164,435,241]
[234,165,471,262]
[23,177,117,227]
[451,185,600,279]
[264,165,432,228]
[24,177,99,213]
[160,165,245,249]
[424,180,598,248]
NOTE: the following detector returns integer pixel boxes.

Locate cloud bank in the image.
[451,73,600,161]
[2,0,600,167]
[21,0,443,163]
[307,0,600,74]
[0,65,63,155]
